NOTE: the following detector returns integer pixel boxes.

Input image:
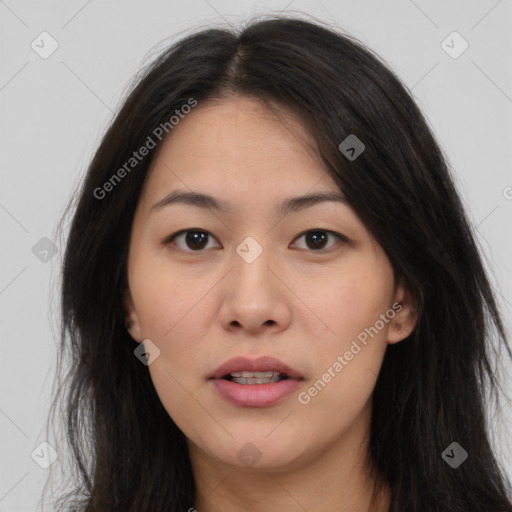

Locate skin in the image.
[124,96,418,512]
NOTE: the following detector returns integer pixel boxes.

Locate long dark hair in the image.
[44,14,512,511]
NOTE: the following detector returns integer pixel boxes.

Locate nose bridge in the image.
[235,234,267,267]
[218,233,290,333]
[232,234,274,293]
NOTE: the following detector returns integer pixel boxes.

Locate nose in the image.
[218,242,292,335]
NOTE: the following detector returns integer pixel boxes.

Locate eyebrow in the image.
[150,188,348,216]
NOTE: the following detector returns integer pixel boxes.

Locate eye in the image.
[291,230,347,251]
[162,228,347,253]
[163,229,221,252]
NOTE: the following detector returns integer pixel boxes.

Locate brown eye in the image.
[165,230,221,252]
[292,230,346,251]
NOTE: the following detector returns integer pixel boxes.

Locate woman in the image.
[47,15,512,512]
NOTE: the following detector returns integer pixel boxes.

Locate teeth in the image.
[225,371,290,384]
[230,371,279,378]
[231,375,281,385]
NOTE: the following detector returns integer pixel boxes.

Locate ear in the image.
[387,277,420,345]
[123,288,144,343]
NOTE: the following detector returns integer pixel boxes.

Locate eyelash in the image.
[161,229,348,254]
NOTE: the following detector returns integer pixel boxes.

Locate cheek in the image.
[144,358,211,449]
[298,310,388,439]
[136,289,209,433]
[129,256,215,414]
[130,250,212,339]
[300,261,394,343]
[297,259,394,410]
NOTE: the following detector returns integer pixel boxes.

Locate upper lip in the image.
[209,356,303,380]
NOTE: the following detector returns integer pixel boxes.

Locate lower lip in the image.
[209,378,302,407]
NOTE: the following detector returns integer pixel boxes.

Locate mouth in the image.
[208,356,304,407]
[222,371,290,385]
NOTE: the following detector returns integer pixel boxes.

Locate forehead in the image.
[141,96,339,203]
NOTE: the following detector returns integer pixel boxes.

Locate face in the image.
[125,96,417,472]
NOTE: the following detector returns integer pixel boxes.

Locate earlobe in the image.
[123,289,144,342]
[387,279,420,344]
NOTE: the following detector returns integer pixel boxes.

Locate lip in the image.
[208,356,304,408]
[209,356,303,380]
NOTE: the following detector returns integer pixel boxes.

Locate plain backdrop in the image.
[1,0,511,510]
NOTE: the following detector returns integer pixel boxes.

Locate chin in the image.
[207,433,307,472]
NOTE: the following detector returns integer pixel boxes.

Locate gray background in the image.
[1,0,511,510]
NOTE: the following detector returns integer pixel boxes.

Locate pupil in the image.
[186,231,208,250]
[307,231,327,249]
